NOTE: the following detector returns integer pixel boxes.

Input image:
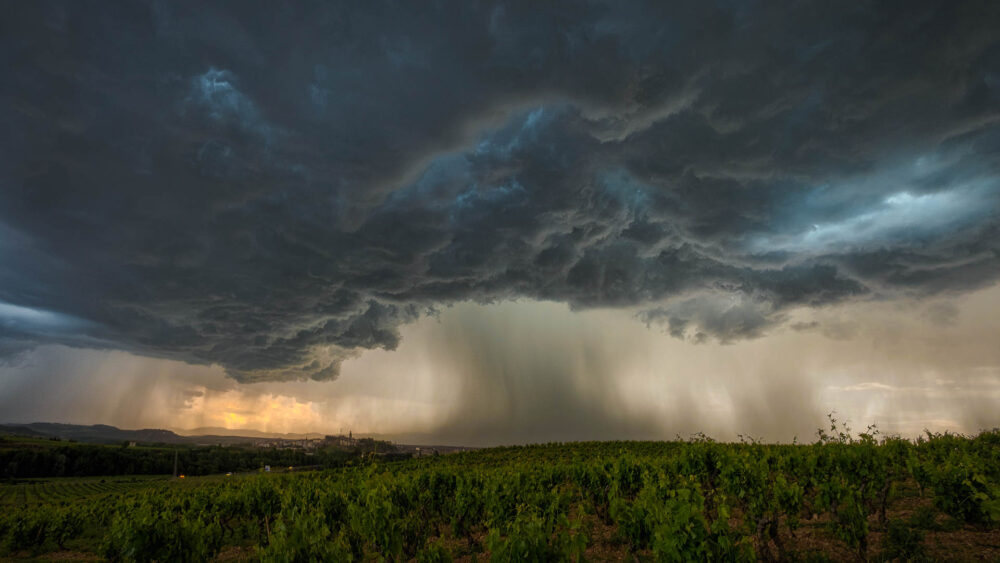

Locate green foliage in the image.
[881,519,927,562]
[486,505,586,562]
[416,539,453,563]
[48,505,85,549]
[0,429,997,560]
[347,482,406,558]
[0,439,362,479]
[4,506,54,552]
[259,505,353,562]
[103,502,223,562]
[908,505,939,531]
[917,451,1000,524]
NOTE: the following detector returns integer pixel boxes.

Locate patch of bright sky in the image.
[751,154,998,255]
[783,189,979,252]
[385,104,554,211]
[0,301,89,334]
[599,168,650,211]
[377,104,562,225]
[473,105,551,159]
[186,67,272,141]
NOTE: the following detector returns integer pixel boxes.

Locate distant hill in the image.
[0,422,264,445]
[0,422,196,444]
[178,427,325,440]
[0,424,51,439]
[0,422,475,450]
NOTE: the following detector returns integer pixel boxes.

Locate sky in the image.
[1,1,999,445]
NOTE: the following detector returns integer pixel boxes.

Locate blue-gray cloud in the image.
[1,0,999,380]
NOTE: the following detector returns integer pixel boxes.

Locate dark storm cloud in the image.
[2,1,999,380]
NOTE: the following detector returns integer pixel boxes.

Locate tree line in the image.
[0,439,396,478]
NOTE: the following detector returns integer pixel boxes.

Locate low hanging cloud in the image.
[1,1,1000,381]
[639,293,785,343]
[4,290,998,444]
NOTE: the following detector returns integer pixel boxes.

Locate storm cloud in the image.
[2,1,1000,381]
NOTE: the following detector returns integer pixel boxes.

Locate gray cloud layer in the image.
[2,1,999,380]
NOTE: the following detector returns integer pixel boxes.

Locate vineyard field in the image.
[0,475,171,507]
[1,426,998,561]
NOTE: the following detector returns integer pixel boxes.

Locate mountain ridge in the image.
[0,422,321,445]
[177,426,325,440]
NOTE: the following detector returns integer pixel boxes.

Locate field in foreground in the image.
[1,427,999,562]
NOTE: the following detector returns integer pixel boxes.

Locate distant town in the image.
[0,423,478,459]
[249,432,476,458]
